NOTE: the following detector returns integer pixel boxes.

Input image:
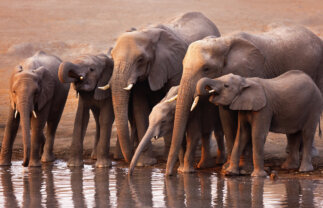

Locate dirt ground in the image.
[0,0,323,177]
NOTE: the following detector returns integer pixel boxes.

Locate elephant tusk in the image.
[124,83,134,91]
[151,136,159,141]
[208,89,215,94]
[79,76,84,80]
[190,96,199,112]
[14,110,18,118]
[98,83,110,90]
[165,95,178,103]
[76,92,79,98]
[32,110,37,118]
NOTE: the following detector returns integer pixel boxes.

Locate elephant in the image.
[194,71,323,176]
[58,53,115,167]
[128,86,225,175]
[0,51,70,167]
[99,12,221,164]
[166,26,323,175]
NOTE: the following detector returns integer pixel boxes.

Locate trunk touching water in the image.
[166,78,196,175]
[111,67,133,163]
[129,126,155,175]
[19,103,32,167]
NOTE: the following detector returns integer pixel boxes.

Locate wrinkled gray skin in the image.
[129,86,225,174]
[58,53,116,167]
[105,12,221,164]
[166,26,323,175]
[0,51,69,167]
[196,71,323,176]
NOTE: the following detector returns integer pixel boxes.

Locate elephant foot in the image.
[95,158,112,168]
[223,166,239,176]
[251,169,268,177]
[221,161,230,171]
[239,160,253,175]
[41,153,55,163]
[299,163,313,172]
[136,154,157,167]
[29,160,42,167]
[0,158,11,166]
[197,158,215,169]
[68,158,84,167]
[177,165,196,173]
[281,159,299,170]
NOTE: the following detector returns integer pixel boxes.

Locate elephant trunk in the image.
[18,102,32,167]
[166,77,196,175]
[129,126,156,175]
[111,66,133,163]
[58,61,79,83]
[196,78,218,96]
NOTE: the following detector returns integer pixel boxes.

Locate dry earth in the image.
[0,0,323,177]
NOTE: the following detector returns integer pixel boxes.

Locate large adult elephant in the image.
[0,51,70,167]
[58,53,115,167]
[100,12,221,163]
[166,26,323,175]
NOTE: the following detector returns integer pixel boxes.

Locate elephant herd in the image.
[0,12,322,177]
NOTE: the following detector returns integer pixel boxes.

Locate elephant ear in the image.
[229,79,266,111]
[94,54,113,100]
[33,66,55,111]
[225,35,265,76]
[148,27,188,91]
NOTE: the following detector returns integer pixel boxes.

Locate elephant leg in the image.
[90,108,100,160]
[41,115,60,163]
[225,116,251,175]
[281,132,301,170]
[214,129,226,165]
[219,106,238,169]
[95,103,114,168]
[68,99,89,167]
[177,138,186,172]
[132,88,156,166]
[299,122,316,172]
[250,113,271,177]
[29,114,47,167]
[180,120,200,173]
[197,132,215,169]
[0,107,20,166]
[163,132,172,161]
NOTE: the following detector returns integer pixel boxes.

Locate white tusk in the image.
[208,89,215,93]
[80,76,84,80]
[98,84,110,90]
[165,95,178,103]
[190,96,199,112]
[76,92,79,98]
[14,110,18,118]
[124,83,133,91]
[32,110,37,118]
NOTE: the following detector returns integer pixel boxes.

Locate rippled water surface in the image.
[1,161,323,208]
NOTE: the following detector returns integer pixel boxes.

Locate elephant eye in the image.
[137,56,144,64]
[203,67,210,72]
[90,68,95,72]
[224,84,229,88]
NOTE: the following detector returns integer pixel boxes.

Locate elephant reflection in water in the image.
[0,168,19,208]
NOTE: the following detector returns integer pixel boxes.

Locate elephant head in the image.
[9,65,55,166]
[166,35,265,175]
[129,86,178,174]
[58,54,113,100]
[194,75,266,111]
[103,27,187,162]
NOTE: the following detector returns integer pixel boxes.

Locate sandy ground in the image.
[0,0,323,176]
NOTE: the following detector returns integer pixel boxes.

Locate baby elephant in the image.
[195,70,322,177]
[0,51,70,167]
[129,86,225,175]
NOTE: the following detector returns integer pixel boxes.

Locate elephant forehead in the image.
[113,33,148,55]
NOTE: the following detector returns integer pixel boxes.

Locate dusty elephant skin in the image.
[195,71,323,177]
[0,51,70,167]
[58,54,115,167]
[166,26,323,176]
[129,86,225,175]
[100,12,221,164]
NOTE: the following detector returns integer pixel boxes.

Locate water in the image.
[1,161,323,208]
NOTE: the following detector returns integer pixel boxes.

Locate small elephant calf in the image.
[195,70,323,177]
[129,86,225,175]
